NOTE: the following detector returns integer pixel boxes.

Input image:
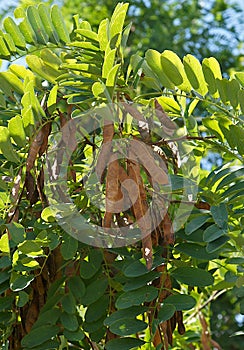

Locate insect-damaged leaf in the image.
[109,318,147,336]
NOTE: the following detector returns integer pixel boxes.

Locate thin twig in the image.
[185,289,227,323]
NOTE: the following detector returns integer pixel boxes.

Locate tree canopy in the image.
[0,2,243,350]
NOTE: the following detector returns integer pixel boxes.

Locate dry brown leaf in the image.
[128,158,153,269]
[130,140,168,185]
[162,212,174,245]
[121,102,146,123]
[195,201,211,210]
[160,321,169,350]
[7,168,23,223]
[176,311,185,335]
[25,171,39,205]
[39,122,51,155]
[199,313,212,350]
[155,99,176,136]
[96,121,114,182]
[26,124,50,172]
[152,327,164,349]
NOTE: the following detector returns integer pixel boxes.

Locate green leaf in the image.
[38,4,60,44]
[81,277,108,306]
[27,6,49,45]
[145,49,174,89]
[124,256,164,277]
[0,36,10,58]
[90,326,106,343]
[23,340,59,350]
[0,256,11,268]
[161,50,191,91]
[121,22,132,51]
[75,28,98,42]
[203,224,227,242]
[2,33,16,53]
[98,18,109,51]
[123,270,160,291]
[216,78,229,104]
[0,295,14,311]
[115,286,158,309]
[51,5,70,44]
[202,115,229,142]
[106,64,120,87]
[69,40,100,51]
[185,215,211,235]
[21,325,59,348]
[235,72,244,87]
[3,17,26,49]
[67,276,86,302]
[92,81,106,98]
[206,236,229,253]
[183,54,208,95]
[17,291,29,307]
[83,316,105,333]
[26,55,60,83]
[62,293,76,314]
[211,203,228,228]
[32,308,61,329]
[164,294,196,310]
[174,242,217,260]
[47,85,58,112]
[41,206,57,222]
[0,233,10,254]
[157,96,181,113]
[238,90,244,114]
[202,57,222,97]
[229,125,244,155]
[63,329,85,341]
[130,53,160,89]
[109,3,129,47]
[85,295,109,323]
[61,233,78,260]
[0,71,23,95]
[6,222,26,244]
[0,311,12,324]
[216,168,244,189]
[40,49,62,70]
[10,272,34,291]
[105,337,145,350]
[171,267,214,287]
[60,312,79,331]
[228,257,244,265]
[0,126,20,163]
[10,63,34,81]
[14,7,37,44]
[104,306,148,327]
[109,318,147,336]
[227,79,240,109]
[157,303,176,323]
[80,249,103,279]
[18,241,44,257]
[0,270,10,284]
[8,115,26,147]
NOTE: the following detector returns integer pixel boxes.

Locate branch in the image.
[185,289,227,323]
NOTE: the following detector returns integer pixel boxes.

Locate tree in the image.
[4,0,244,72]
[0,2,243,350]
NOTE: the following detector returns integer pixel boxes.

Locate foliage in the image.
[3,0,244,72]
[0,2,243,350]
